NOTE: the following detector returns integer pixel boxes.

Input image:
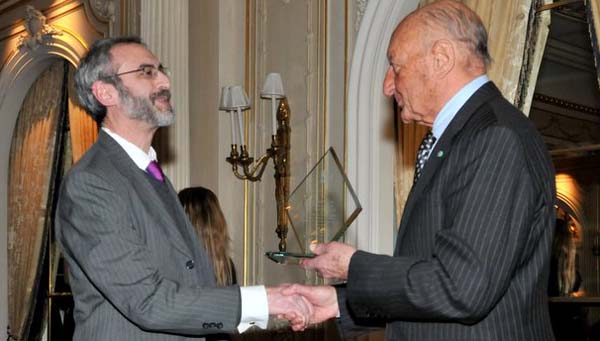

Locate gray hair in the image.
[74,36,145,124]
[419,1,492,68]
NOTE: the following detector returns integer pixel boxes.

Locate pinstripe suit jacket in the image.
[55,131,241,340]
[341,82,556,340]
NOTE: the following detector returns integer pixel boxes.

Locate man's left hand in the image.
[300,242,356,279]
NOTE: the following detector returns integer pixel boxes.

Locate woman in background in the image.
[178,187,236,286]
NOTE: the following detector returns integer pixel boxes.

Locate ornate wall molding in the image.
[17,6,63,51]
[89,0,115,21]
[0,30,87,108]
[534,93,600,116]
[354,0,369,32]
[82,0,114,36]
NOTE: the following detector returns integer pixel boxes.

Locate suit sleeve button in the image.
[186,260,195,269]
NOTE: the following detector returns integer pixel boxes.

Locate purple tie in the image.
[146,160,164,182]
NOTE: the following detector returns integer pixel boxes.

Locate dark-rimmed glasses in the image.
[115,64,170,79]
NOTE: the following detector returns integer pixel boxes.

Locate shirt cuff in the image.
[237,285,269,333]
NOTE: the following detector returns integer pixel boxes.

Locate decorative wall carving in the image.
[18,6,62,51]
[354,0,368,32]
[89,0,115,22]
[82,0,118,37]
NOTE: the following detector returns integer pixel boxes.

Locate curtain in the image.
[587,0,600,90]
[394,0,550,227]
[8,61,66,340]
[394,120,429,222]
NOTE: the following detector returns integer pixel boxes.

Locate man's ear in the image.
[91,80,118,107]
[430,39,454,79]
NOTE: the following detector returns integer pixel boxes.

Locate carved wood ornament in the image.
[18,6,62,51]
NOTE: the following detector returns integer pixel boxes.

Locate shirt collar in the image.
[432,75,489,140]
[102,127,157,170]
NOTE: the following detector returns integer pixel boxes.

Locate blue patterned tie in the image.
[146,160,164,182]
[414,131,436,184]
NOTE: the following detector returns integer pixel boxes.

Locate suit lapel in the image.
[395,82,503,253]
[96,131,194,259]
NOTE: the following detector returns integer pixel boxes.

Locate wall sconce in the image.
[219,74,291,251]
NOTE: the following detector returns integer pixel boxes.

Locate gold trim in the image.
[52,24,89,50]
[323,0,328,157]
[0,2,87,43]
[243,0,251,286]
[243,179,249,286]
[0,0,79,33]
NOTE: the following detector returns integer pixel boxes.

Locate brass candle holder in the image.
[224,98,291,252]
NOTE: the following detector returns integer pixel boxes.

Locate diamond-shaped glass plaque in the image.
[266,147,362,264]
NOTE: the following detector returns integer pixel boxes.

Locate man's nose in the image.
[155,69,170,89]
[383,66,395,97]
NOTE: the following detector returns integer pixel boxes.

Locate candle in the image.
[236,107,245,146]
[230,112,236,146]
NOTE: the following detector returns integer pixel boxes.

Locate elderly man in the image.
[286,1,556,340]
[55,36,311,340]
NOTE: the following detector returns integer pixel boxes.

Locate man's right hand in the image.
[282,284,339,324]
[266,286,313,331]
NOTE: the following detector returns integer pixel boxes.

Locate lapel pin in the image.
[437,150,444,157]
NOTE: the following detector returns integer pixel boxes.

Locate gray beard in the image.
[118,86,175,127]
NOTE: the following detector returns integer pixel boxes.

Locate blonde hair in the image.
[179,187,234,286]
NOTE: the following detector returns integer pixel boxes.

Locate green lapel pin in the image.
[437,150,444,157]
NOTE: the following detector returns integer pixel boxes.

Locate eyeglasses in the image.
[115,64,170,79]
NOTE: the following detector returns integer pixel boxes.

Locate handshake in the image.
[266,284,337,331]
[265,241,357,331]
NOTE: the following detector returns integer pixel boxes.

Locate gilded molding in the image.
[17,6,63,51]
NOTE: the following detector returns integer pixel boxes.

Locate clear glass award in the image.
[266,147,362,264]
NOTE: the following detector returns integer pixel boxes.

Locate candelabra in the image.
[219,74,291,251]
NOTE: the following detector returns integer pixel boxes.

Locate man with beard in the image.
[55,37,312,340]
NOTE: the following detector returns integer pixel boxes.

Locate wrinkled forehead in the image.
[387,24,418,61]
[109,43,158,70]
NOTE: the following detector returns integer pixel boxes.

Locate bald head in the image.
[383,0,490,125]
[393,0,490,70]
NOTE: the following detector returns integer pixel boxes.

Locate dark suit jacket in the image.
[55,131,241,340]
[340,82,556,340]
